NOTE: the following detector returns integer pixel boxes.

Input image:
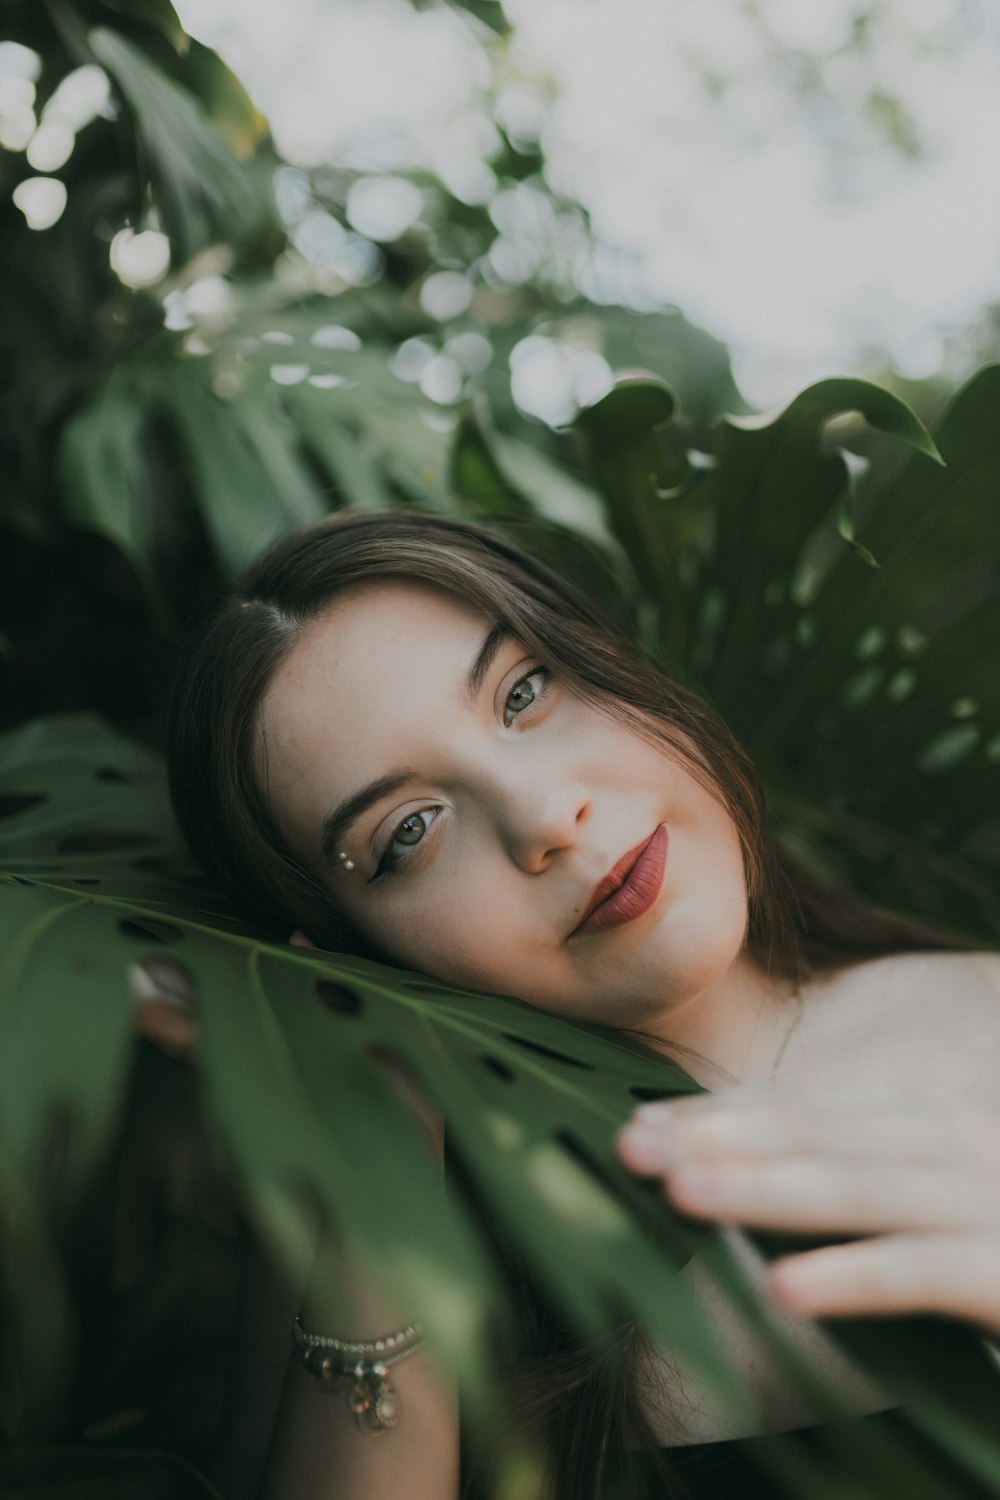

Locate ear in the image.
[289,929,316,949]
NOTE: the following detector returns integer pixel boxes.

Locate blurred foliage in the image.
[0,0,738,738]
[2,3,1000,1499]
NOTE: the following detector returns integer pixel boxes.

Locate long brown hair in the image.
[167,509,963,1500]
[169,508,955,979]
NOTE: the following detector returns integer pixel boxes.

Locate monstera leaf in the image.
[4,716,1000,1499]
[6,5,996,1489]
[56,321,634,630]
[578,366,1000,947]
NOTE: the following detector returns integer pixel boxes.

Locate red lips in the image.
[571,825,668,938]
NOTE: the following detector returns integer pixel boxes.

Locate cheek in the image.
[660,798,749,954]
[357,883,512,990]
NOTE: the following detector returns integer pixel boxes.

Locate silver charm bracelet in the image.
[292,1315,426,1433]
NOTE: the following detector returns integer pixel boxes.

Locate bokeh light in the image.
[13,175,67,230]
[173,0,1000,407]
[110,227,172,288]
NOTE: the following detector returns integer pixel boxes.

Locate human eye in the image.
[503,666,551,728]
[370,806,441,881]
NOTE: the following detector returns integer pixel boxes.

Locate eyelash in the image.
[370,806,442,881]
[370,664,552,881]
[503,664,550,727]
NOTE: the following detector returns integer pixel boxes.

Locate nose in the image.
[500,770,592,874]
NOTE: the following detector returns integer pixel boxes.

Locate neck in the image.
[639,954,798,1090]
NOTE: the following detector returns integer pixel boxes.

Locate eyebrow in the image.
[464,620,512,699]
[318,620,513,865]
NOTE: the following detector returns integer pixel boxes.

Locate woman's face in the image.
[259,582,750,1030]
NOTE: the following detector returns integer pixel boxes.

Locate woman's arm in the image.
[617,1088,1000,1335]
[133,951,460,1500]
[261,1260,459,1500]
[255,933,459,1499]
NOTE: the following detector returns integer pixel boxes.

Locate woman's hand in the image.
[617,1088,1000,1337]
[131,956,198,1058]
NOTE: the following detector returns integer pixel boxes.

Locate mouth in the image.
[569,825,668,938]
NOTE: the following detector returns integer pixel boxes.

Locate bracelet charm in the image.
[349,1365,402,1430]
[293,1316,424,1434]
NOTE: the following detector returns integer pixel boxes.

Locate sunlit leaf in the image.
[88,27,271,260]
[176,38,269,159]
[94,0,189,50]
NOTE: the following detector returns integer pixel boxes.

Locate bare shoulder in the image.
[873,948,1000,1017]
[801,949,1000,1101]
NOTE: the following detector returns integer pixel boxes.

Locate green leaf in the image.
[175,39,269,160]
[575,375,698,661]
[669,368,1000,945]
[163,372,328,576]
[4,715,1000,1496]
[88,27,270,261]
[696,377,943,707]
[59,373,152,584]
[725,377,943,466]
[450,408,532,515]
[94,0,190,51]
[576,375,677,445]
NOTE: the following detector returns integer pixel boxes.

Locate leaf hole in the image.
[481,1054,515,1082]
[315,979,362,1015]
[501,1034,593,1069]
[0,792,46,819]
[840,665,883,710]
[854,625,887,660]
[118,917,182,944]
[917,724,980,774]
[95,766,135,784]
[886,667,916,703]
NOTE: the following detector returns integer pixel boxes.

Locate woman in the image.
[167,509,1000,1499]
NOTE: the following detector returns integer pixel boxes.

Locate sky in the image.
[174,0,1000,408]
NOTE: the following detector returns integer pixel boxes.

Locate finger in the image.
[768,1232,1000,1334]
[663,1157,995,1234]
[134,999,198,1060]
[619,1097,1000,1172]
[130,958,198,1060]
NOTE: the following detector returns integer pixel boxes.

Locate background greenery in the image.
[3,2,1000,1496]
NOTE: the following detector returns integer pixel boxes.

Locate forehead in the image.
[267,579,489,705]
[258,580,491,846]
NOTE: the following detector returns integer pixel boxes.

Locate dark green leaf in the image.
[88,27,270,260]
